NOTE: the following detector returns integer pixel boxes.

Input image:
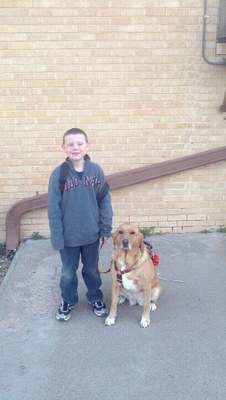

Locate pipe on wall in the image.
[202,0,226,65]
[5,146,226,253]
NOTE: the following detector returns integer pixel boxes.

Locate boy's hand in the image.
[100,237,108,245]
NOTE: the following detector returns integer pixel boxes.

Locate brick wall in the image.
[1,0,226,243]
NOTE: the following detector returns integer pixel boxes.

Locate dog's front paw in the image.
[105,316,116,326]
[140,316,150,328]
[150,302,157,311]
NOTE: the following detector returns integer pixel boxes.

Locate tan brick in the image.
[0,1,226,243]
[130,216,149,223]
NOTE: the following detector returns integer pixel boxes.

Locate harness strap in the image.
[114,261,137,283]
[98,240,160,275]
[143,240,160,266]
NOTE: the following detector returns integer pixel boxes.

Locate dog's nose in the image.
[122,239,129,248]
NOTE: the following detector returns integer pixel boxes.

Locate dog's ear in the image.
[139,232,145,253]
[112,230,117,245]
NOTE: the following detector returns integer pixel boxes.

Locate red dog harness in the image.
[143,240,160,267]
[114,261,134,283]
[99,241,159,276]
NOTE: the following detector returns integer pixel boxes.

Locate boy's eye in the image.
[67,142,84,147]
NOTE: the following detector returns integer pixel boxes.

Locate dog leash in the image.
[98,239,112,274]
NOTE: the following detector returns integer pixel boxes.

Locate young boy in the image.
[48,128,113,321]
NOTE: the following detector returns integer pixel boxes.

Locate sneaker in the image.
[92,300,108,317]
[56,300,74,321]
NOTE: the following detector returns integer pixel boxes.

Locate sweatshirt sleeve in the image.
[98,185,113,238]
[47,168,64,251]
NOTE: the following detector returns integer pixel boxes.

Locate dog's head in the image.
[112,223,145,253]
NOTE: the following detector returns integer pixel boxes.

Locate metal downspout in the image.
[202,0,226,65]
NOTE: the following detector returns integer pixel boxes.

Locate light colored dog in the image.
[105,223,162,328]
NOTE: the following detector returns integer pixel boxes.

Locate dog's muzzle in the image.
[121,239,129,250]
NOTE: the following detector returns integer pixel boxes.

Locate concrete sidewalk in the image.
[0,233,226,400]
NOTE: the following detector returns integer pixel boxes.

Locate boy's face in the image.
[62,133,89,163]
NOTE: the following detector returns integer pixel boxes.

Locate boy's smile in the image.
[62,133,89,169]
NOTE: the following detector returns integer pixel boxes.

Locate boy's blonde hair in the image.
[62,128,88,145]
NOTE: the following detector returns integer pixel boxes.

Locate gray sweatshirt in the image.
[48,159,113,251]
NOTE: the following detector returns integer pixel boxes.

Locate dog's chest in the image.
[121,274,139,292]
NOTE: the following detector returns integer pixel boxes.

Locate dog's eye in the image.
[130,231,135,235]
[118,230,123,234]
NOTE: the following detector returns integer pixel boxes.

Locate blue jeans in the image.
[59,239,103,306]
